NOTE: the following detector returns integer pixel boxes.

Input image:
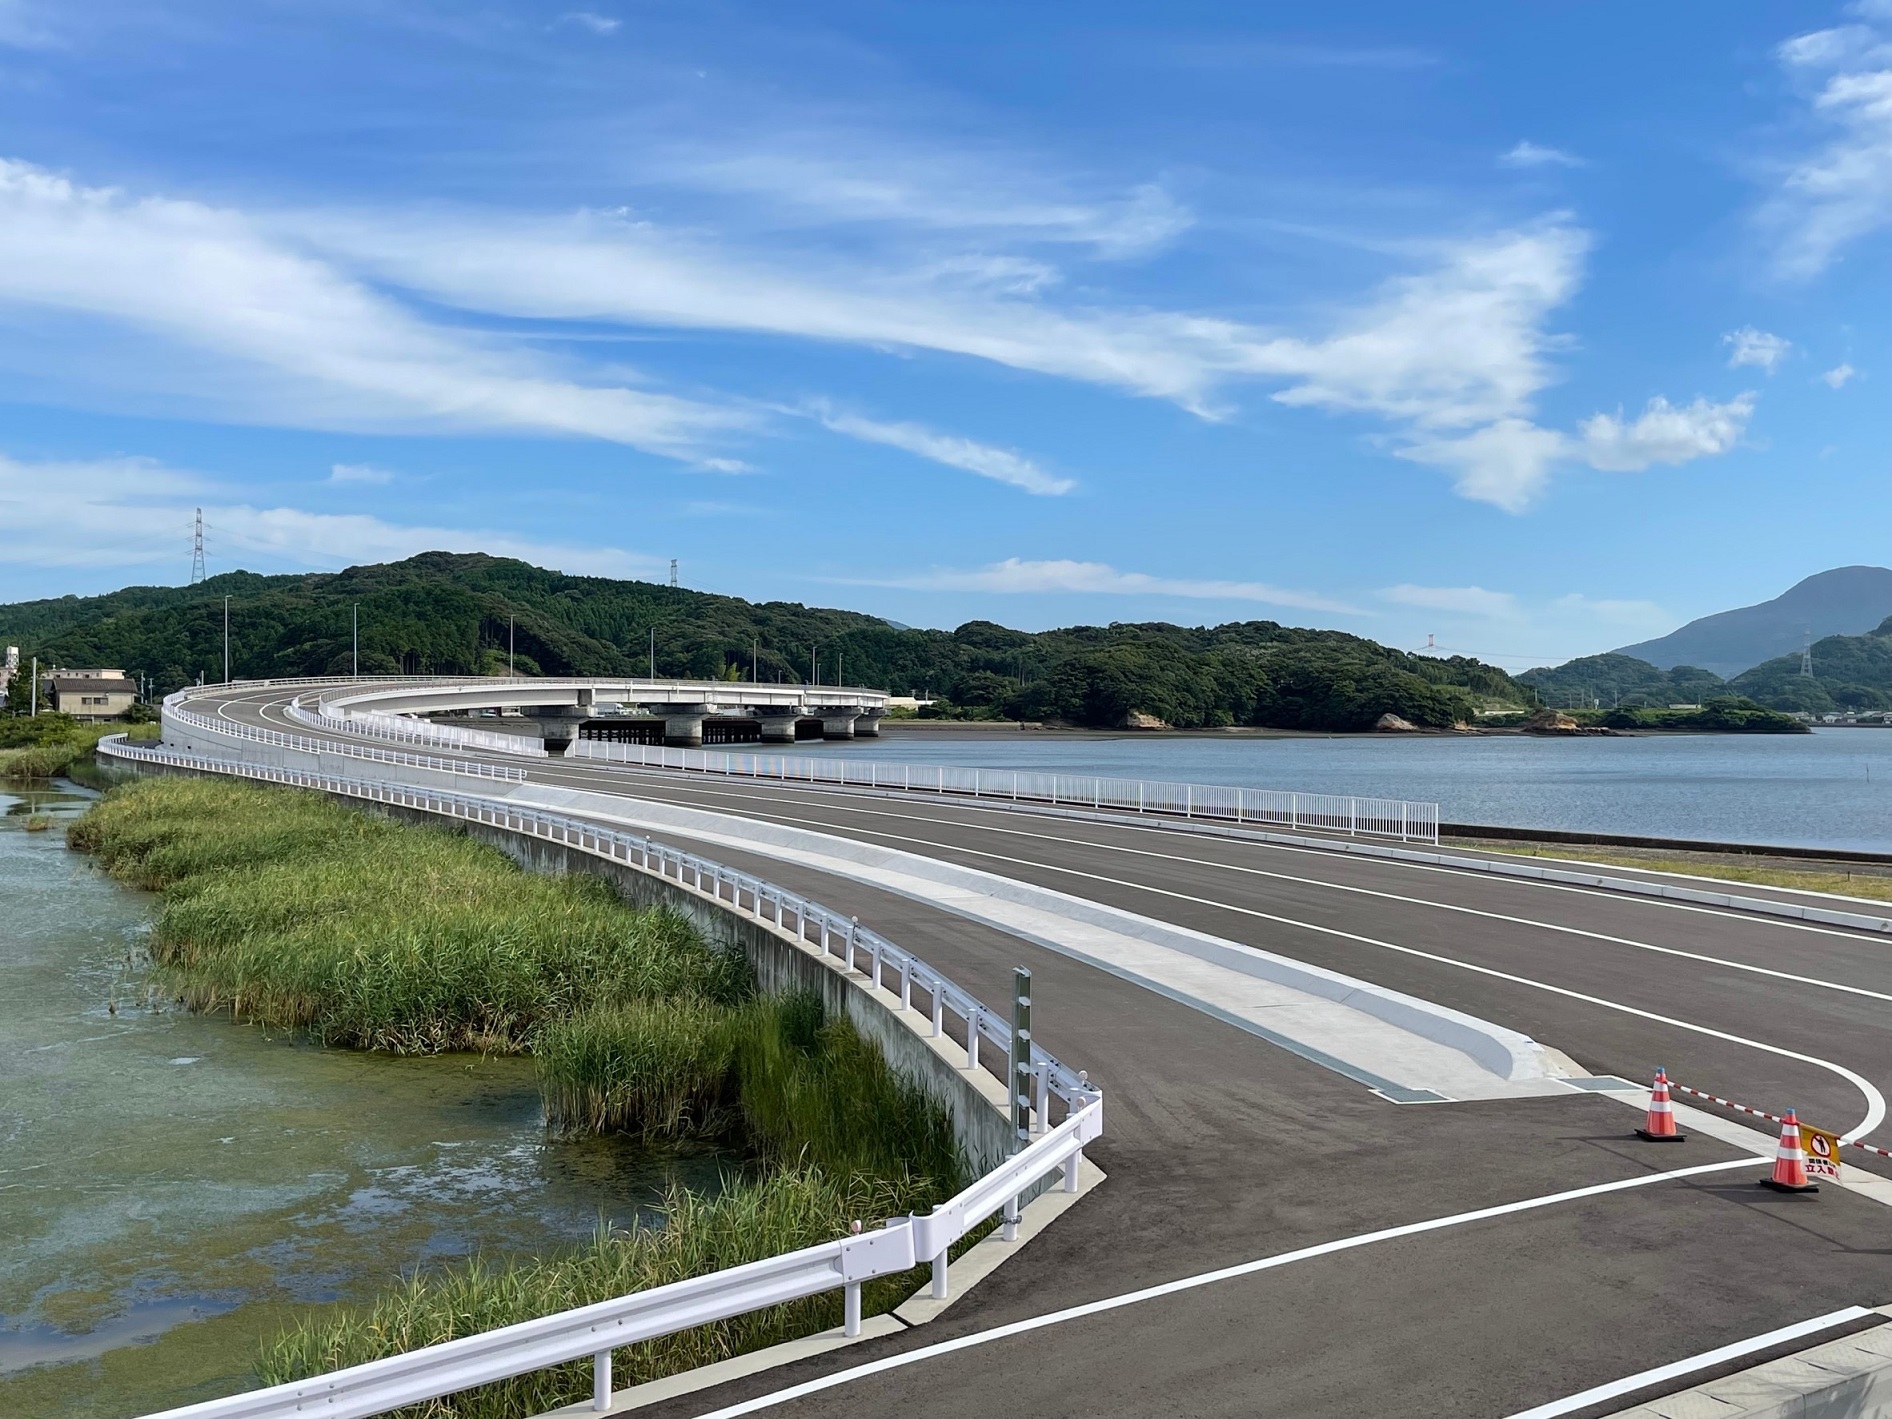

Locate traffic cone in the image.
[1759,1111,1819,1193]
[1635,1069,1686,1142]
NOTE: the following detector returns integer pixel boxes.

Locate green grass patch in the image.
[257,1168,927,1419]
[71,777,746,1053]
[0,718,156,780]
[1479,842,1892,903]
[68,776,968,1415]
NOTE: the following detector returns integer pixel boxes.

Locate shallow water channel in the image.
[0,780,730,1419]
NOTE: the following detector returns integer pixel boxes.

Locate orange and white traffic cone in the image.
[1759,1110,1819,1193]
[1635,1068,1686,1142]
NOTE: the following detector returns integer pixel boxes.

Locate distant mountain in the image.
[1614,566,1892,679]
[1732,617,1892,713]
[1516,654,1726,709]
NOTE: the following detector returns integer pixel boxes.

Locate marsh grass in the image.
[256,1168,928,1419]
[0,718,155,780]
[71,777,967,1416]
[71,778,746,1052]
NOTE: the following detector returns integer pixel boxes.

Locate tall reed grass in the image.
[71,777,968,1416]
[71,778,746,1052]
[257,1168,925,1419]
[0,719,155,779]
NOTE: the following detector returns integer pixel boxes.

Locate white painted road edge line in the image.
[683,1156,1764,1419]
[1501,1305,1875,1419]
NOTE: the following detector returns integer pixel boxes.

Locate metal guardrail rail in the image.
[289,695,551,758]
[96,734,1103,1419]
[571,739,1442,844]
[161,693,529,781]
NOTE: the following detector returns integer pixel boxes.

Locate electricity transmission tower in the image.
[1801,629,1814,678]
[189,509,207,585]
[669,559,679,588]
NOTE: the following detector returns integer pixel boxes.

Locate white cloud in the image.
[849,558,1365,614]
[1823,361,1858,387]
[0,450,658,579]
[812,407,1073,495]
[1723,326,1792,373]
[0,159,748,458]
[1578,393,1756,472]
[1395,418,1572,513]
[328,462,395,485]
[558,12,620,34]
[1381,584,1520,617]
[1499,141,1585,169]
[1764,19,1892,276]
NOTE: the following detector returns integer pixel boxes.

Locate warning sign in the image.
[1800,1123,1844,1182]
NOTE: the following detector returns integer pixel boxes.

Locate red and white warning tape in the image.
[1667,1080,1892,1160]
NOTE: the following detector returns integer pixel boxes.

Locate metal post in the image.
[223,595,231,683]
[966,1005,980,1070]
[1002,1192,1020,1243]
[1010,967,1033,1151]
[1063,1151,1081,1192]
[844,1221,863,1335]
[1033,1060,1049,1135]
[870,938,882,991]
[899,959,912,1011]
[930,986,944,1037]
[353,604,359,679]
[592,1349,612,1411]
[28,656,36,716]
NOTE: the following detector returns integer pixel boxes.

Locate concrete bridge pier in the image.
[521,690,593,756]
[657,703,713,747]
[854,710,886,737]
[758,710,801,744]
[818,709,859,740]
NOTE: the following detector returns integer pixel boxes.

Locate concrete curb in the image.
[508,782,1562,1090]
[1602,1309,1892,1418]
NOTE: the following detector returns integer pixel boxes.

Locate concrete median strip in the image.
[506,781,1583,1104]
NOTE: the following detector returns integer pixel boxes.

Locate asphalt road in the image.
[188,688,1892,1417]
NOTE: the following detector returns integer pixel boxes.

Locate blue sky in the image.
[1,1,1889,669]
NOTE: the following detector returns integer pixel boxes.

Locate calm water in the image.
[0,782,728,1419]
[782,728,1892,852]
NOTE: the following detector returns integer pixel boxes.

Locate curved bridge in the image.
[313,675,891,750]
[113,677,1892,1419]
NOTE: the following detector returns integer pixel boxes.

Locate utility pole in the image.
[650,626,656,679]
[223,595,231,684]
[810,645,816,687]
[29,655,37,716]
[752,638,758,684]
[353,604,359,679]
[508,615,514,675]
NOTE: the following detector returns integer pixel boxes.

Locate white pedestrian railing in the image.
[571,740,1441,844]
[160,694,528,782]
[291,695,549,758]
[95,735,1102,1419]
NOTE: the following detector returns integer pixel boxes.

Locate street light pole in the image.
[508,615,514,675]
[353,604,359,679]
[223,595,231,684]
[752,638,758,684]
[650,626,656,679]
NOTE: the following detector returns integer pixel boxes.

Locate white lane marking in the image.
[606,776,1892,1004]
[685,1157,1764,1419]
[1503,1305,1875,1418]
[549,783,1891,1141]
[233,694,1891,1136]
[533,754,1892,945]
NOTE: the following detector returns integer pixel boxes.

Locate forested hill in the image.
[0,552,1528,732]
[1521,619,1892,716]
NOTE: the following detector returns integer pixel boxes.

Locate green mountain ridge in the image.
[1522,618,1892,715]
[3,551,1527,732]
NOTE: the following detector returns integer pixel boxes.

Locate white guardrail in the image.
[289,694,551,758]
[572,740,1442,844]
[213,679,1438,844]
[96,734,1102,1419]
[161,693,529,782]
